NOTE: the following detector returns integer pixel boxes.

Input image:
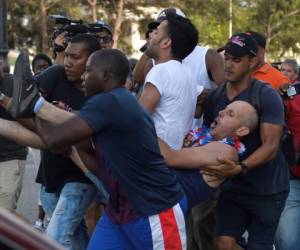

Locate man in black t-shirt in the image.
[35,34,102,249]
[204,33,289,250]
[0,35,102,249]
[0,57,28,212]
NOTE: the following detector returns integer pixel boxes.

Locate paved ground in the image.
[16,148,41,224]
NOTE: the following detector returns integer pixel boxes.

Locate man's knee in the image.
[214,236,238,250]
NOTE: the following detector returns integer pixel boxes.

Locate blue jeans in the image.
[40,182,96,250]
[275,179,300,250]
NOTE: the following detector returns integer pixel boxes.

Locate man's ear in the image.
[161,37,171,49]
[102,68,112,81]
[249,56,258,70]
[235,126,250,137]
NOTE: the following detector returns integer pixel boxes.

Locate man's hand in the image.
[200,156,242,178]
[195,89,209,118]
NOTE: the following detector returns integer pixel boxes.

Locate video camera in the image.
[49,14,106,52]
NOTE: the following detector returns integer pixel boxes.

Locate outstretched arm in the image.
[35,115,93,151]
[158,139,238,169]
[0,118,46,149]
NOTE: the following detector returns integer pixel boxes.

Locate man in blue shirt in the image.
[7,48,187,250]
[204,32,289,250]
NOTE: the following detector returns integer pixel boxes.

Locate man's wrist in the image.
[239,162,249,176]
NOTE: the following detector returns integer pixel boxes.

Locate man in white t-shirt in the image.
[139,10,199,150]
[137,8,226,250]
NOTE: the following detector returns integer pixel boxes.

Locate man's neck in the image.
[72,79,83,90]
[227,75,253,101]
[253,60,266,72]
[154,52,178,65]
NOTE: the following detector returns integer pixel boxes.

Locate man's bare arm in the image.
[0,118,46,149]
[139,83,161,113]
[243,123,282,167]
[159,139,238,169]
[69,146,97,174]
[203,123,282,177]
[35,115,93,151]
[205,49,226,85]
[132,53,153,85]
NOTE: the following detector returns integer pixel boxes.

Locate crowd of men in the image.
[0,6,299,250]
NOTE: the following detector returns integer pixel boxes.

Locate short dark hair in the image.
[245,31,266,49]
[92,49,129,85]
[70,34,101,55]
[32,53,52,70]
[164,12,198,60]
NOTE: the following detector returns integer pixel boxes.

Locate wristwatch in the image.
[240,162,249,176]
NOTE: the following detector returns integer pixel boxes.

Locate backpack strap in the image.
[248,79,265,116]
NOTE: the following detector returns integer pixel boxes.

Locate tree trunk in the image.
[40,0,49,53]
[113,0,124,48]
[87,0,97,22]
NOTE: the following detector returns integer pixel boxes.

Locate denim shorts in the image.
[215,189,288,250]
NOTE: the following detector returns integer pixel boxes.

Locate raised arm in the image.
[205,49,226,85]
[132,53,153,85]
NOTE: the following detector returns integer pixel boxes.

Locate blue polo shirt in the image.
[79,87,183,223]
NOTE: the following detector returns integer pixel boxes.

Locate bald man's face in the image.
[210,101,252,140]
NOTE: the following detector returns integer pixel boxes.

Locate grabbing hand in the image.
[200,156,242,179]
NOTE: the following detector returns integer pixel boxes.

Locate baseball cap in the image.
[217,33,258,58]
[147,8,186,30]
[245,31,266,48]
[94,20,113,36]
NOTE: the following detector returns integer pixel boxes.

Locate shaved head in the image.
[233,101,258,132]
[210,100,258,140]
[90,49,129,86]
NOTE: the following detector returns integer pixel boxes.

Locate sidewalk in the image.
[16,148,41,224]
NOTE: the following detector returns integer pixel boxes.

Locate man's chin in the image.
[66,75,80,83]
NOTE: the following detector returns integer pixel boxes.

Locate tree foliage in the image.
[6,0,300,60]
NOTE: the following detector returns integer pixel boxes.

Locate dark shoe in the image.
[10,51,40,118]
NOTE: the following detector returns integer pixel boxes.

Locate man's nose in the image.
[218,110,225,117]
[149,30,155,39]
[64,58,72,68]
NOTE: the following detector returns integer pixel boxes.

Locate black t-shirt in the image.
[0,74,28,162]
[203,82,289,195]
[35,65,91,192]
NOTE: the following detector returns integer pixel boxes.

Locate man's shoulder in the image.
[254,64,289,87]
[268,65,289,84]
[35,64,66,82]
[86,89,127,108]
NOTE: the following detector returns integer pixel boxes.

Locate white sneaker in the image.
[33,219,44,232]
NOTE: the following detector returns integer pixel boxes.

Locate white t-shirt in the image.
[184,45,217,128]
[145,60,198,150]
[183,45,216,91]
